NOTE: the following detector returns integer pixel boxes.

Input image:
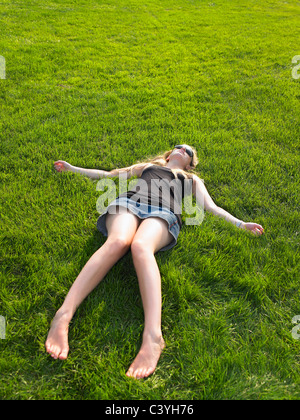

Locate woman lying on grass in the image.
[45,145,264,379]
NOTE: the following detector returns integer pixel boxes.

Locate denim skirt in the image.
[96,197,180,252]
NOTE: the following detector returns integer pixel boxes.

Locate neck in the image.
[165,160,185,170]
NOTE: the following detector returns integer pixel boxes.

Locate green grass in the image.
[1,0,300,400]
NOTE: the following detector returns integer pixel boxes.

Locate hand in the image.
[54,160,72,172]
[242,222,264,236]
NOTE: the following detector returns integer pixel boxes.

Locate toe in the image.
[46,344,54,355]
[45,340,51,350]
[140,369,147,379]
[59,348,69,360]
[50,346,59,359]
[145,367,154,378]
[136,368,145,379]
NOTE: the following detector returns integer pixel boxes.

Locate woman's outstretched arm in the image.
[192,175,264,236]
[54,161,151,179]
[54,160,111,179]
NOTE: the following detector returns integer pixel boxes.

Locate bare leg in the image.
[126,218,173,379]
[45,208,140,360]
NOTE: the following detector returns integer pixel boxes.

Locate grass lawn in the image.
[1,0,300,400]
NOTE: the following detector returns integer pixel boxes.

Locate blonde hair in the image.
[141,146,199,179]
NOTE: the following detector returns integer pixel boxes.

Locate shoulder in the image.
[192,174,205,184]
[131,162,153,177]
[191,174,206,193]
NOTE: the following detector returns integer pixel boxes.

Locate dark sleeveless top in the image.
[118,165,192,228]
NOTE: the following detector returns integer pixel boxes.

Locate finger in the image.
[253,224,264,234]
[54,163,64,171]
[251,227,259,235]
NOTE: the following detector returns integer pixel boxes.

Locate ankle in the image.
[142,330,164,344]
[54,307,73,323]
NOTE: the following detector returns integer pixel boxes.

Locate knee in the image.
[131,239,153,260]
[105,236,131,256]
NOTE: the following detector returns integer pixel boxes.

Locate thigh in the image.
[106,206,141,242]
[132,217,173,254]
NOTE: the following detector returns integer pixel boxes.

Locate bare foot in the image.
[126,334,165,379]
[45,311,70,360]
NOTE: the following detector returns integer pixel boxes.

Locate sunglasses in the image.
[174,145,194,158]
